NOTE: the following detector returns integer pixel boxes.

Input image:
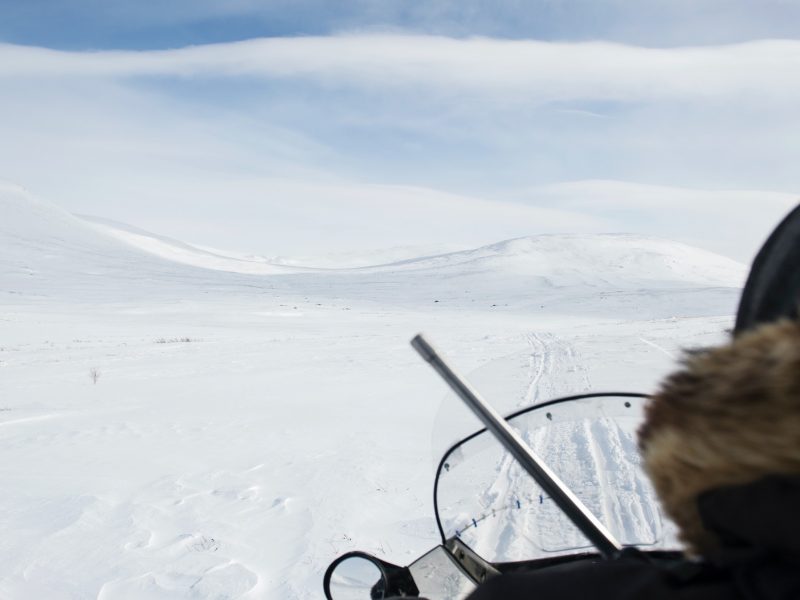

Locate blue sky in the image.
[0,1,798,260]
[4,1,800,49]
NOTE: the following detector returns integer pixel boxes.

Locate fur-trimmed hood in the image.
[638,318,800,556]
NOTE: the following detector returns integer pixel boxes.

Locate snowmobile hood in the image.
[639,317,800,556]
[698,475,800,565]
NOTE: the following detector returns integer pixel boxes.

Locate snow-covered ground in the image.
[0,184,747,599]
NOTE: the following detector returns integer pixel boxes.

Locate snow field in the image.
[0,185,744,598]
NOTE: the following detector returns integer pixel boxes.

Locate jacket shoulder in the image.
[467,557,734,600]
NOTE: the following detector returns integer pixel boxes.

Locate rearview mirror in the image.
[323,551,419,599]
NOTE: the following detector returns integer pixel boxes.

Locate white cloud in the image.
[2,35,800,104]
[0,35,798,260]
[521,180,799,262]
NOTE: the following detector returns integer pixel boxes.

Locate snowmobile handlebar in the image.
[411,333,623,559]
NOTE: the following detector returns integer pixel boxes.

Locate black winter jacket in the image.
[467,476,800,600]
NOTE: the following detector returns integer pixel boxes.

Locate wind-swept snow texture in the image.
[0,184,746,598]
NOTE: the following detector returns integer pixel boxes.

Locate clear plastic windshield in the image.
[434,394,679,563]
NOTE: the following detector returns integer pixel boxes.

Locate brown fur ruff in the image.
[638,318,800,555]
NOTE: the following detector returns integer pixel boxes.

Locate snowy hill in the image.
[79,214,300,275]
[0,185,289,302]
[81,215,463,270]
[2,185,746,317]
[76,204,746,289]
[372,234,745,286]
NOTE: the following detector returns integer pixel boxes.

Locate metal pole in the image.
[411,334,622,559]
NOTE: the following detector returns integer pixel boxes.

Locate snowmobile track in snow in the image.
[523,332,591,405]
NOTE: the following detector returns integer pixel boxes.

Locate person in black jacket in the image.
[467,204,800,600]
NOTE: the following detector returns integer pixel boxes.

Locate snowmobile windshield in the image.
[434,393,680,563]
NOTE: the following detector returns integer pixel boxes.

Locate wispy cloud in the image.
[3,36,800,104]
[0,34,798,261]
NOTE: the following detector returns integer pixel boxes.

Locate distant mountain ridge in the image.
[0,184,747,312]
[78,214,297,275]
[363,234,746,286]
[79,211,746,287]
